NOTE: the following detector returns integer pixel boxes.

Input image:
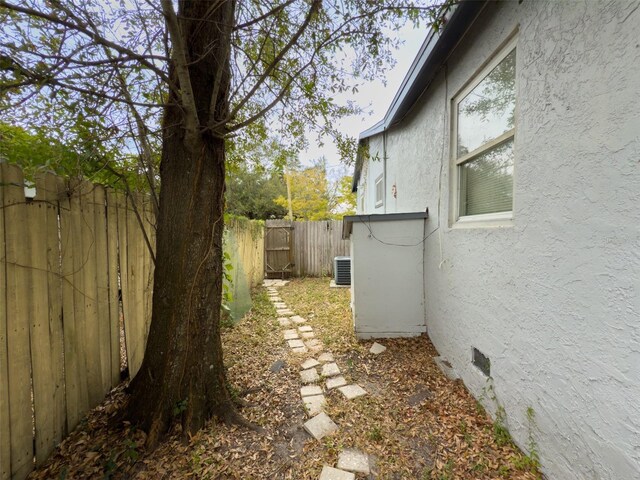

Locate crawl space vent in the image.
[472,347,491,377]
[333,256,351,286]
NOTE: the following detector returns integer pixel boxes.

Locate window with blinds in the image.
[453,38,516,222]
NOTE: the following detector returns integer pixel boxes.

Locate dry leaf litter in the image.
[27,277,542,479]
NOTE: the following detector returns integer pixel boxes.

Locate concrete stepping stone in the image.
[303,394,326,416]
[298,325,313,333]
[326,375,347,390]
[300,368,320,384]
[338,384,367,400]
[269,296,282,301]
[301,332,315,339]
[291,315,307,324]
[304,412,338,440]
[284,331,299,340]
[369,342,386,355]
[278,317,292,327]
[301,358,320,370]
[337,449,370,475]
[288,339,305,349]
[319,466,355,480]
[300,385,323,397]
[318,352,334,363]
[292,346,308,354]
[306,340,324,353]
[274,302,287,308]
[321,363,341,377]
[277,309,294,316]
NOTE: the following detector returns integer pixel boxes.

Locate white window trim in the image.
[450,35,518,228]
[374,173,384,208]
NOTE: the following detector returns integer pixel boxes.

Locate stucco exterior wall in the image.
[355,1,640,479]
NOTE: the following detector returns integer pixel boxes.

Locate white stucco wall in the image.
[356,1,640,479]
[350,218,426,338]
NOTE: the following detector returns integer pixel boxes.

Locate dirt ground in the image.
[28,278,541,479]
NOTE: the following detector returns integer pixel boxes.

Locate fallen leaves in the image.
[27,278,541,480]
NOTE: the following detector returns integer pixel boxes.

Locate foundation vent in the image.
[472,347,491,377]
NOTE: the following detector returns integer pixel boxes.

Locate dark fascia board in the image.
[351,1,486,191]
[342,210,429,239]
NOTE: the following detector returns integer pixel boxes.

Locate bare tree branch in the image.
[233,0,297,31]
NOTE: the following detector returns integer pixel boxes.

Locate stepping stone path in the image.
[326,375,347,390]
[284,329,299,340]
[337,449,371,475]
[300,368,320,384]
[369,342,386,355]
[321,363,341,377]
[319,466,355,480]
[264,281,373,479]
[338,384,367,400]
[301,358,320,370]
[304,412,338,440]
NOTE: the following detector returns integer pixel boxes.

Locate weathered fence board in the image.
[2,164,34,480]
[93,185,112,397]
[40,173,66,457]
[67,178,90,430]
[29,174,59,465]
[265,220,350,277]
[106,190,121,386]
[81,182,102,409]
[0,165,11,480]
[124,193,145,377]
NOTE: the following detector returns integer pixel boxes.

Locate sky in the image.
[299,24,428,181]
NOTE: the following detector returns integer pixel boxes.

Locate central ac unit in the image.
[334,256,351,286]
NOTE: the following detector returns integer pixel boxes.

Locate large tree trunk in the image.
[126,0,238,447]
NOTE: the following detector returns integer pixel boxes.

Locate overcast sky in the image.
[299,24,427,180]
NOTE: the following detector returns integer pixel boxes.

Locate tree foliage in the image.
[226,166,288,220]
[276,163,331,220]
[274,161,356,220]
[0,122,154,190]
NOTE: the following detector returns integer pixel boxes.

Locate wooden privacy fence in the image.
[0,163,155,480]
[0,163,266,480]
[224,218,265,321]
[265,220,349,277]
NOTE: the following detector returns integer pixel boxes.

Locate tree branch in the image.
[223,0,321,127]
[0,0,169,82]
[160,0,199,143]
[233,0,297,31]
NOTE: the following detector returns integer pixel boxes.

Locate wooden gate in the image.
[264,220,294,278]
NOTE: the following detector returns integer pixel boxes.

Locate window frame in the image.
[451,36,518,228]
[374,173,384,208]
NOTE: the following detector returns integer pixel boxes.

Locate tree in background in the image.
[334,175,357,216]
[275,159,356,220]
[276,162,331,220]
[0,123,154,191]
[0,0,450,446]
[225,166,288,220]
